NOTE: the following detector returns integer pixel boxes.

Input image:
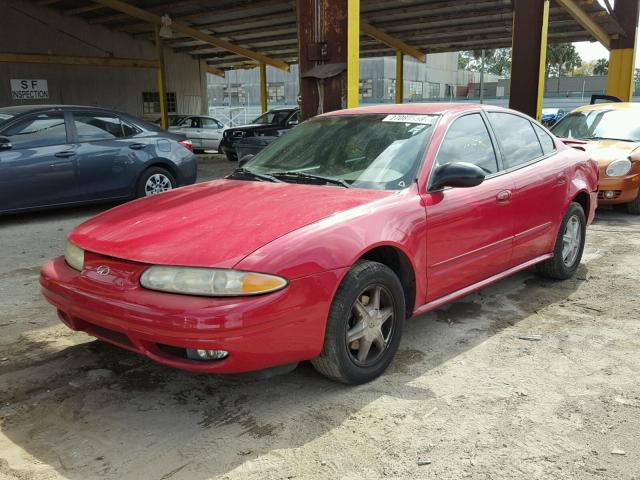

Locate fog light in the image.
[604,190,616,199]
[186,349,229,361]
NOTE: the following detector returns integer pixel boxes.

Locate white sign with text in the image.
[10,79,49,100]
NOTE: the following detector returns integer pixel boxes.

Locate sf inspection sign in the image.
[10,79,49,100]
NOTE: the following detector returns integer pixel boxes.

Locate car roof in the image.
[572,102,640,113]
[324,103,510,116]
[0,104,127,116]
[267,106,297,112]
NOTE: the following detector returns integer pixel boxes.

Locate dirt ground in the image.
[1,155,639,480]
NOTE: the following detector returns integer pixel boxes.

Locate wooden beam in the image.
[0,52,158,68]
[66,5,105,15]
[555,0,611,48]
[206,66,225,78]
[93,0,290,71]
[37,0,61,6]
[360,21,425,62]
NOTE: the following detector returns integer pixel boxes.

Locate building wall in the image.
[0,0,207,119]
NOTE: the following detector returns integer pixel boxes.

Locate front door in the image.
[0,111,78,212]
[424,113,514,302]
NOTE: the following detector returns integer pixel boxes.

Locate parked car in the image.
[541,108,566,127]
[219,106,299,161]
[168,115,227,153]
[551,102,640,214]
[0,105,197,215]
[154,115,188,127]
[41,104,598,384]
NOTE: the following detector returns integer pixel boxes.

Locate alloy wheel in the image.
[562,214,582,267]
[345,284,396,366]
[144,173,173,196]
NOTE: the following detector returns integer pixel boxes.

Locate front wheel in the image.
[311,261,405,384]
[536,202,586,279]
[136,167,176,198]
[625,190,640,215]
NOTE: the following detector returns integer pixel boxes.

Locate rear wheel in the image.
[536,202,586,280]
[136,167,176,198]
[311,261,405,384]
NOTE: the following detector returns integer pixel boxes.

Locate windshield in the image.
[551,109,640,142]
[243,114,438,190]
[252,110,292,125]
[0,113,14,127]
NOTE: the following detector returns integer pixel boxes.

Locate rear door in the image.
[425,112,514,301]
[179,117,203,149]
[486,112,568,266]
[70,111,145,200]
[200,117,224,149]
[0,111,79,211]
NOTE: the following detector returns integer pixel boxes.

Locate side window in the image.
[288,111,300,125]
[121,120,140,137]
[182,117,200,129]
[74,114,125,141]
[533,123,556,155]
[434,114,499,174]
[201,118,218,129]
[488,112,544,169]
[2,113,67,148]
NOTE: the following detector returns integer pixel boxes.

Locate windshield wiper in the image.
[583,136,637,143]
[228,167,283,183]
[272,171,351,188]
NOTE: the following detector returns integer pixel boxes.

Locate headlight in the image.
[605,158,632,177]
[64,241,85,271]
[140,266,287,296]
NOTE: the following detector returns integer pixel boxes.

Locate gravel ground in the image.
[1,156,639,479]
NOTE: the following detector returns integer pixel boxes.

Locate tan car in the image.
[552,102,640,214]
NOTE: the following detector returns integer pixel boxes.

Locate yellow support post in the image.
[155,26,168,130]
[536,0,550,121]
[347,0,360,109]
[395,50,403,104]
[259,63,268,113]
[607,47,636,102]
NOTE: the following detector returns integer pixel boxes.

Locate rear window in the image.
[0,113,14,126]
[487,112,543,169]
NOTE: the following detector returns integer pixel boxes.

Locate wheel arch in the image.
[572,190,590,215]
[358,244,417,318]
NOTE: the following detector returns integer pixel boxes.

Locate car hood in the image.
[69,180,391,268]
[582,139,640,166]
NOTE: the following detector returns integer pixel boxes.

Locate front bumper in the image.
[597,173,640,204]
[41,256,345,374]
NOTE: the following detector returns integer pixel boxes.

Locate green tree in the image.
[593,58,609,75]
[546,43,582,77]
[458,48,511,77]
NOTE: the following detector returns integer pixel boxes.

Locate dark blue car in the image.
[0,105,197,215]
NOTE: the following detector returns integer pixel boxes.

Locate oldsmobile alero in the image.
[41,104,598,384]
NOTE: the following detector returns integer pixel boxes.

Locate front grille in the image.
[84,323,135,349]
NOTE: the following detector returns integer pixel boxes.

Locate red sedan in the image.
[41,104,598,384]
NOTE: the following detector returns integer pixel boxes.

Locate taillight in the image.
[179,139,193,152]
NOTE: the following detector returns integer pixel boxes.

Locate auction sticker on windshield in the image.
[382,114,435,124]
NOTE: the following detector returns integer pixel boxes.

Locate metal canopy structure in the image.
[35,0,626,72]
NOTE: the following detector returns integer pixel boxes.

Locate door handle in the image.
[54,151,76,158]
[129,143,147,150]
[496,190,512,204]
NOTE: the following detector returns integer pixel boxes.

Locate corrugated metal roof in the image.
[36,0,626,70]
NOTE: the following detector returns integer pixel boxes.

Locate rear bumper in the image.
[41,257,344,373]
[597,173,640,204]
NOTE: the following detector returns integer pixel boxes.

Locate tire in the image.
[536,202,586,280]
[311,260,405,384]
[625,190,640,215]
[136,167,176,198]
[225,151,237,162]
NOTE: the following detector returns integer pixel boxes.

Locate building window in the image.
[408,81,423,100]
[267,83,285,103]
[142,92,177,114]
[359,79,373,99]
[224,84,247,105]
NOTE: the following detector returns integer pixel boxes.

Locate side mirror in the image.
[287,120,299,127]
[429,162,486,191]
[238,154,254,167]
[0,137,12,151]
